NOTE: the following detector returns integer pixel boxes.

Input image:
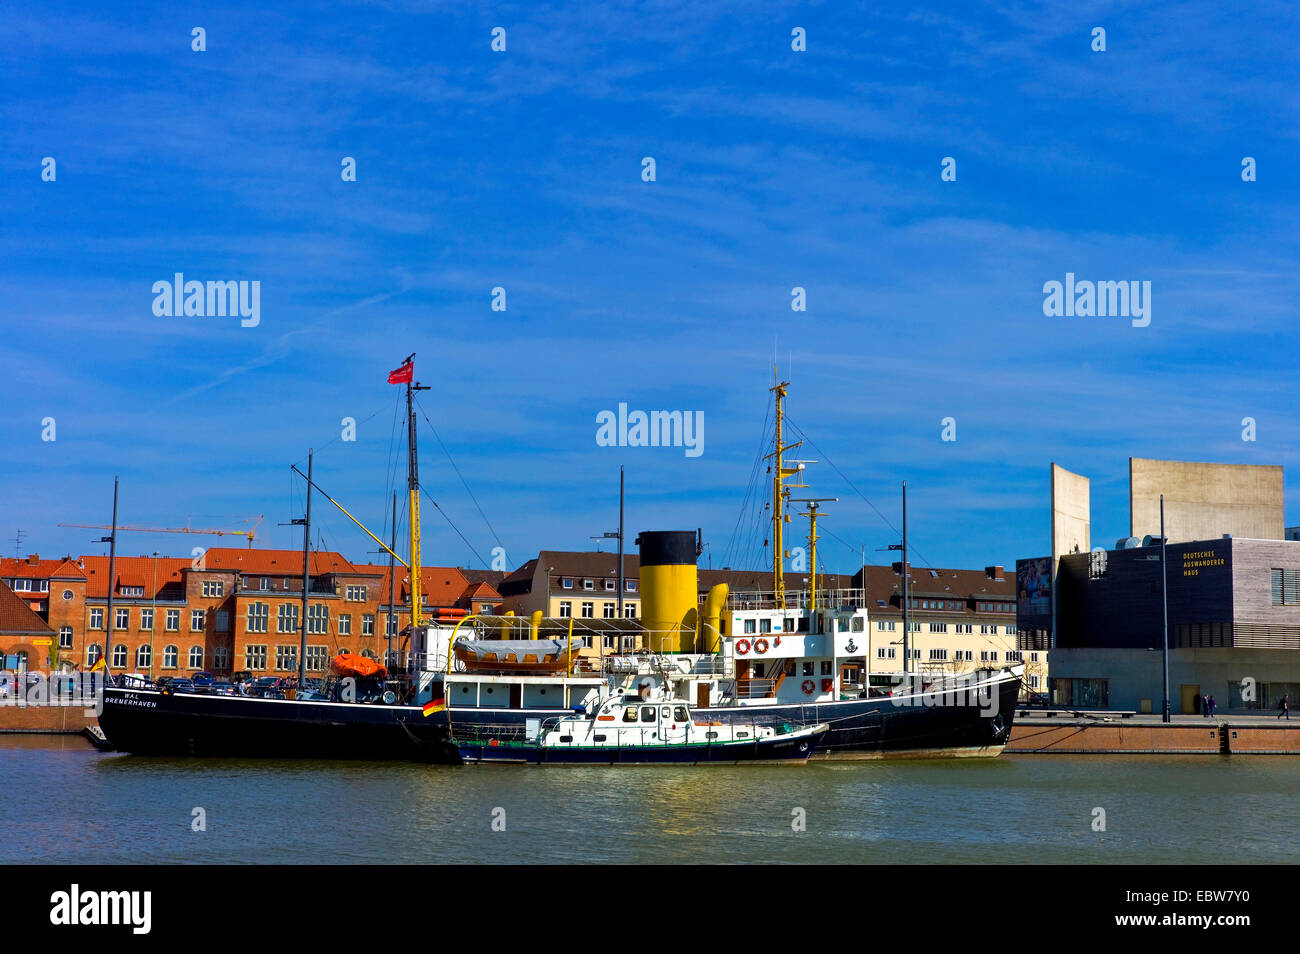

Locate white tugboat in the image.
[453,691,828,765]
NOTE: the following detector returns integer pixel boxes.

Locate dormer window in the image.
[561,577,573,589]
[583,579,594,590]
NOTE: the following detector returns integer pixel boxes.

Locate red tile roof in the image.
[353,564,471,606]
[0,556,86,580]
[80,556,190,599]
[196,548,369,576]
[0,581,56,637]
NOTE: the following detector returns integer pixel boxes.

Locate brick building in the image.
[1,549,501,678]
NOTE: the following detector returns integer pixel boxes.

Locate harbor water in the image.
[6,736,1297,864]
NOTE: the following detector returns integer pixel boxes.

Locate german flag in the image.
[422,698,446,718]
[89,657,106,673]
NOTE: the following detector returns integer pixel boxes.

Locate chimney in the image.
[26,554,39,565]
[985,565,1005,580]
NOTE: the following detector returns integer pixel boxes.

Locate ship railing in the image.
[603,654,733,678]
[735,677,778,699]
[718,588,865,610]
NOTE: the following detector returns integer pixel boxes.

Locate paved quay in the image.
[1008,709,1300,754]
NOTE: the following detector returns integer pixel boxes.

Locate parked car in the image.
[249,676,284,698]
[169,678,195,693]
[1023,692,1050,707]
[155,676,173,689]
[189,670,215,696]
[209,681,236,696]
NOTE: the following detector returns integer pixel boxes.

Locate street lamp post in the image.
[1160,494,1171,723]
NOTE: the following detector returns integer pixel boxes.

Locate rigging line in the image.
[383,387,403,535]
[723,393,773,569]
[413,395,504,551]
[784,416,939,572]
[290,402,394,470]
[417,484,491,570]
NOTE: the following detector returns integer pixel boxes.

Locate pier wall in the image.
[0,704,97,733]
[1008,718,1300,754]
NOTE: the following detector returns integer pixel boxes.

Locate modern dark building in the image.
[1027,536,1300,712]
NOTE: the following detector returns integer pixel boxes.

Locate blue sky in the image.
[2,1,1298,578]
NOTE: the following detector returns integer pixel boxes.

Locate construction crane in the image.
[58,516,263,548]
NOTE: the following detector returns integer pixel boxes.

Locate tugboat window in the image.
[641,707,656,722]
[673,706,689,722]
[660,706,671,719]
[622,707,638,722]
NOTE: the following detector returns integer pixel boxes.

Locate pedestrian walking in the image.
[1208,695,1216,717]
[1279,694,1290,720]
[1201,694,1209,718]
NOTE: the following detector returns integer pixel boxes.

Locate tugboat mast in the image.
[403,357,430,631]
[767,373,805,610]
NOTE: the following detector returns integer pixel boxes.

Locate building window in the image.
[386,614,397,636]
[260,577,271,591]
[362,614,375,635]
[604,580,615,591]
[275,645,298,671]
[929,622,947,633]
[929,649,948,661]
[245,644,267,670]
[112,645,127,668]
[561,577,573,589]
[202,580,225,598]
[12,578,31,592]
[1006,651,1024,663]
[583,579,594,590]
[1031,652,1040,662]
[602,602,616,619]
[140,608,154,631]
[58,626,73,649]
[189,646,203,669]
[165,609,180,632]
[626,580,637,592]
[216,610,230,632]
[247,603,269,634]
[623,603,636,618]
[1271,569,1300,606]
[114,608,129,631]
[307,604,329,635]
[581,602,594,618]
[277,603,299,634]
[191,610,206,631]
[306,645,329,672]
[558,601,572,618]
[163,645,179,669]
[86,643,102,666]
[339,614,352,636]
[136,645,151,669]
[345,585,367,602]
[213,646,230,671]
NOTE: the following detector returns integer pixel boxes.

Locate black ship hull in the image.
[98,689,459,762]
[98,668,1018,762]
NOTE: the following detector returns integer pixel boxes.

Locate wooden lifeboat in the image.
[453,639,577,674]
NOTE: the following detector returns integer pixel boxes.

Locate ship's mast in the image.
[791,498,837,622]
[767,373,805,610]
[404,356,430,630]
[297,450,313,688]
